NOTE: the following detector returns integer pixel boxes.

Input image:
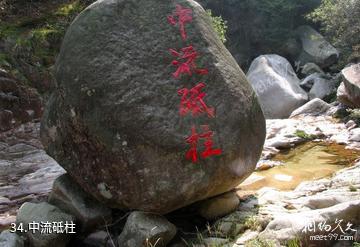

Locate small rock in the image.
[290,98,332,118]
[48,174,112,233]
[117,211,177,247]
[301,63,324,76]
[345,120,357,130]
[234,230,258,245]
[16,202,75,247]
[349,128,360,142]
[0,230,24,247]
[198,191,240,220]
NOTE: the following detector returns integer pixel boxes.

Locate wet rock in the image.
[296,26,339,68]
[48,174,112,233]
[41,0,265,213]
[0,230,24,247]
[337,63,360,107]
[290,98,332,118]
[117,211,177,247]
[246,54,308,119]
[16,202,75,247]
[301,63,324,76]
[198,191,239,220]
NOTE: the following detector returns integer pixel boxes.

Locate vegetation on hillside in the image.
[307,0,360,64]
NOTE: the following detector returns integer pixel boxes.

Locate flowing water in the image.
[238,142,360,191]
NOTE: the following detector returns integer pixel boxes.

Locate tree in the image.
[307,0,360,63]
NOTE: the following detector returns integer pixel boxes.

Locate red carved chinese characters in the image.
[178,82,214,118]
[169,46,208,78]
[185,125,222,163]
[167,4,222,164]
[167,4,193,41]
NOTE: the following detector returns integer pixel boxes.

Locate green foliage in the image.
[244,216,262,231]
[354,242,360,247]
[56,1,85,17]
[287,238,301,247]
[246,237,275,247]
[206,9,227,43]
[294,130,315,140]
[349,185,357,192]
[307,0,360,63]
[347,109,360,126]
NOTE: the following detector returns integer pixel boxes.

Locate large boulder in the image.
[296,25,339,68]
[337,63,360,107]
[246,54,308,119]
[40,0,266,214]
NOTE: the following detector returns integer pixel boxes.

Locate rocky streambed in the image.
[0,104,359,246]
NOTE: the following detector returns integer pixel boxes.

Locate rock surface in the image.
[198,191,240,220]
[290,98,332,118]
[337,63,360,107]
[16,202,75,247]
[296,25,339,68]
[246,54,308,119]
[0,230,24,247]
[48,174,112,233]
[0,68,42,130]
[0,123,65,229]
[308,75,337,100]
[301,62,324,76]
[117,211,177,247]
[40,0,265,213]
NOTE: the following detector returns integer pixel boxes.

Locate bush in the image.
[206,9,228,43]
[307,0,360,63]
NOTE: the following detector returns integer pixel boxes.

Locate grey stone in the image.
[246,54,308,119]
[117,211,177,247]
[198,191,239,220]
[83,231,115,247]
[308,76,337,100]
[337,63,360,107]
[301,62,324,76]
[40,0,265,213]
[296,25,339,68]
[16,202,75,247]
[48,174,112,233]
[0,230,24,247]
[290,98,332,118]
